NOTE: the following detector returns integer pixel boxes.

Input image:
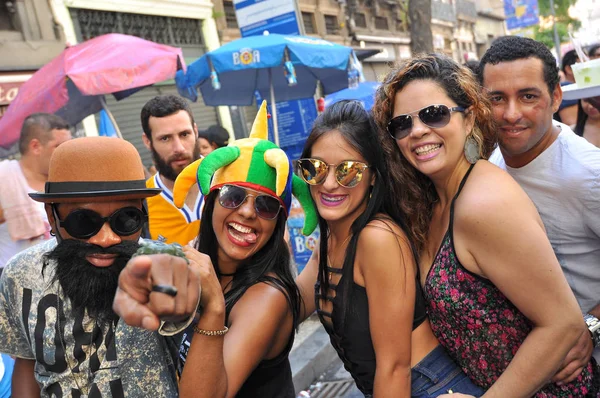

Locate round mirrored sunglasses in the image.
[297,158,369,188]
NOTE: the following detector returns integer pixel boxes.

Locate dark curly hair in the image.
[478,36,560,97]
[372,53,497,252]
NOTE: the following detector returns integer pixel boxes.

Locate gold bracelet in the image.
[193,325,229,336]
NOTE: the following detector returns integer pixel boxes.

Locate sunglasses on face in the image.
[388,104,466,140]
[218,185,282,220]
[53,205,146,239]
[297,158,369,188]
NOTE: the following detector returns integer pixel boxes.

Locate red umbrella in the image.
[0,33,185,148]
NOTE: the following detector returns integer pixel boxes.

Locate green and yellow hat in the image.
[173,101,317,235]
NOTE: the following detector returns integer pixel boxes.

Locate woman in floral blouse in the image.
[372,53,597,397]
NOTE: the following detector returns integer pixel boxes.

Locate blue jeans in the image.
[411,345,485,397]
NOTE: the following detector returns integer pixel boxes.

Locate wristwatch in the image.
[584,313,600,348]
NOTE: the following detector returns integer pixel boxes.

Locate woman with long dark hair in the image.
[295,100,484,397]
[372,53,596,397]
[113,102,318,397]
[172,102,318,398]
[574,97,600,147]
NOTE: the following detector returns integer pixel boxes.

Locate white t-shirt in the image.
[489,123,600,358]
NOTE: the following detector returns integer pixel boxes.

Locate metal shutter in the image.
[160,85,219,132]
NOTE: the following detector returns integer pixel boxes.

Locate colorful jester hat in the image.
[173,101,317,236]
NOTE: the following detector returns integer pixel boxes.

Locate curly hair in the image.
[372,53,498,252]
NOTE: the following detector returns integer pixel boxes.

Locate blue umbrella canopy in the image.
[176,34,357,106]
[324,81,380,111]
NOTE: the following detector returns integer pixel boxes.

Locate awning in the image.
[354,48,383,61]
[355,34,411,45]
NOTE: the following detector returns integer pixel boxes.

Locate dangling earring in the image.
[464,134,480,164]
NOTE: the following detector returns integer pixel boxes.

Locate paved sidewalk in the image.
[290,313,339,395]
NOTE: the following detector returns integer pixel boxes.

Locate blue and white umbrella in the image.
[176,33,360,144]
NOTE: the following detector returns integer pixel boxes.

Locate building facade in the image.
[0,0,232,165]
[344,0,411,82]
[0,0,67,157]
[455,0,477,61]
[432,0,456,59]
[474,0,506,58]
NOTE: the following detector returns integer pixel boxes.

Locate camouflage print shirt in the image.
[0,239,179,397]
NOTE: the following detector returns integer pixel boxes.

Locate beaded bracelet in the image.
[193,325,229,336]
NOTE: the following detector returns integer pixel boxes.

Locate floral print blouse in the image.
[424,232,596,397]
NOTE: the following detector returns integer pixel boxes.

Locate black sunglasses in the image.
[218,185,282,220]
[52,205,146,239]
[388,104,466,140]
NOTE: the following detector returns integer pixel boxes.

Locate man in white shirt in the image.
[479,36,600,370]
[0,113,71,270]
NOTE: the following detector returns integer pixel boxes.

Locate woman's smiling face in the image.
[392,79,471,179]
[212,185,279,269]
[307,130,372,225]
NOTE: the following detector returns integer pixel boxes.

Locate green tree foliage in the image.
[533,0,580,45]
[537,0,575,18]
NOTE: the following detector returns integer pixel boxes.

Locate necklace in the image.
[221,276,234,293]
[326,234,352,282]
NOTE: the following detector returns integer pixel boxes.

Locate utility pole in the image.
[548,0,562,64]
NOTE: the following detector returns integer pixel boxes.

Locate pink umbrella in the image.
[0,33,185,148]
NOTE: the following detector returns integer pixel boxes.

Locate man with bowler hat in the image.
[0,136,199,397]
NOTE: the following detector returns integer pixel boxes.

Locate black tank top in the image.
[314,235,427,395]
[178,282,295,398]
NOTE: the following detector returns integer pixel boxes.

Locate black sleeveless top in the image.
[314,234,427,395]
[178,283,295,398]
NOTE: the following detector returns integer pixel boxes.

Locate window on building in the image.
[0,0,18,31]
[302,12,316,34]
[396,19,407,32]
[354,13,367,28]
[74,9,204,46]
[374,16,389,30]
[223,1,238,29]
[324,15,340,35]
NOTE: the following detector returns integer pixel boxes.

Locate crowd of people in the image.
[0,35,599,397]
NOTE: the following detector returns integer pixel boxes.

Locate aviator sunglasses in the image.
[52,205,147,239]
[297,158,369,188]
[388,104,466,140]
[218,185,282,220]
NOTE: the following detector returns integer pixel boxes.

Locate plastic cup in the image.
[572,58,600,88]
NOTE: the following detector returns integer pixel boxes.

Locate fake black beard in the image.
[43,240,139,324]
[151,143,200,182]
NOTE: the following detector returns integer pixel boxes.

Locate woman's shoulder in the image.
[356,215,412,259]
[455,161,541,227]
[360,215,408,242]
[458,161,535,213]
[230,278,291,317]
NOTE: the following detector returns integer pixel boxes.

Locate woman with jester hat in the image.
[115,101,318,398]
